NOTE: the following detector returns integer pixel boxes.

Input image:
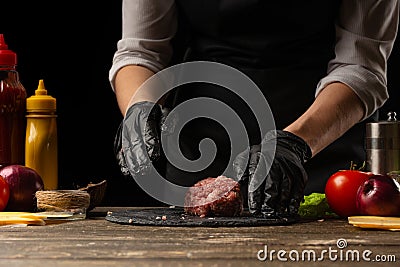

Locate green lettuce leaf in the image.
[298,193,337,218]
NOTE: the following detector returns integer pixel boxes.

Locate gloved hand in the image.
[233,130,312,218]
[113,101,174,178]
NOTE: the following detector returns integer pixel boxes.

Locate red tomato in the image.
[325,170,374,217]
[0,175,10,211]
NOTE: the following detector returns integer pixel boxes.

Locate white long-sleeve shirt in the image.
[109,0,399,120]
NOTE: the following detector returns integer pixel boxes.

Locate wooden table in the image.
[0,207,399,267]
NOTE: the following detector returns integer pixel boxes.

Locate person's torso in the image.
[165,0,366,191]
[173,0,341,69]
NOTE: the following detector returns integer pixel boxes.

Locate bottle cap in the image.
[0,34,17,66]
[27,79,56,112]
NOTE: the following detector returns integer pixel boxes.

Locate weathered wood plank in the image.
[0,208,399,266]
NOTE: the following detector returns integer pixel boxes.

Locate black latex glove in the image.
[233,130,312,218]
[113,101,174,178]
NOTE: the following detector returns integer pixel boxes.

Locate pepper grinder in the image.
[366,111,400,175]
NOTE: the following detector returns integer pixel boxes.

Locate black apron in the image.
[165,0,371,194]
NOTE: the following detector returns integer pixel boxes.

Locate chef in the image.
[109,0,399,217]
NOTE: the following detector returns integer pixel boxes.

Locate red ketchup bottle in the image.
[0,34,27,167]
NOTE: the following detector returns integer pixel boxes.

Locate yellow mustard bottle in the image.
[25,79,58,190]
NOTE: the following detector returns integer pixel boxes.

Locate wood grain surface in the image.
[0,207,399,267]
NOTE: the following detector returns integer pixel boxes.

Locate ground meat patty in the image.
[184,176,243,217]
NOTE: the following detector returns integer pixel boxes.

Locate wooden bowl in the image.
[79,180,107,211]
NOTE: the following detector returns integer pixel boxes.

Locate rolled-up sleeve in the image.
[316,0,399,120]
[109,0,177,91]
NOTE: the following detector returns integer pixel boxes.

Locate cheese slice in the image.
[0,212,47,218]
[348,216,400,231]
[0,211,79,226]
[0,212,46,226]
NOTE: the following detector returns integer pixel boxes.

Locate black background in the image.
[0,1,399,206]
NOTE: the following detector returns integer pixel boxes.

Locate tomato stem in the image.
[349,161,366,171]
[358,161,366,171]
[350,161,356,170]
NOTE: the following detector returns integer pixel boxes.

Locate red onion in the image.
[356,174,400,216]
[0,165,44,211]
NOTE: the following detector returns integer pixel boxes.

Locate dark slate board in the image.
[105,207,297,227]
